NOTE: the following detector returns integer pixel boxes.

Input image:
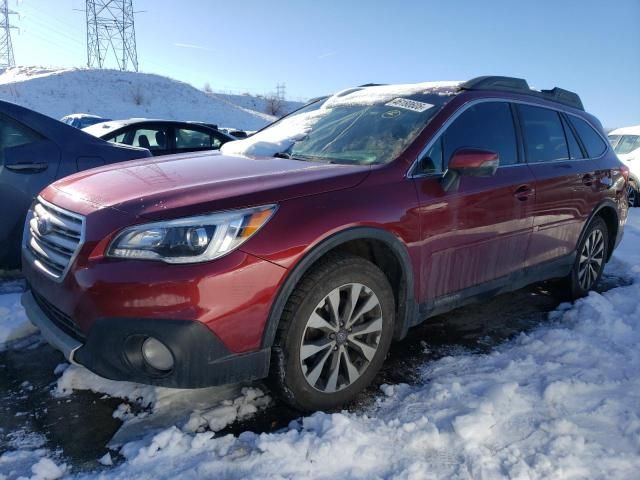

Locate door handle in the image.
[582,174,594,186]
[5,162,48,173]
[513,184,534,201]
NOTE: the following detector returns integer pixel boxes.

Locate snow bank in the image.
[55,364,159,408]
[54,363,271,447]
[0,67,276,131]
[0,293,37,349]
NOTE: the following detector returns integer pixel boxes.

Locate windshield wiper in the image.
[273,152,291,159]
[289,153,338,164]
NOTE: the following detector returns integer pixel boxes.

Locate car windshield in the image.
[79,117,109,129]
[613,134,640,155]
[220,82,460,165]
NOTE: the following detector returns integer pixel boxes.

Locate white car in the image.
[608,125,640,207]
[60,113,111,129]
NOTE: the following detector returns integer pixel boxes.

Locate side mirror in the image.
[441,148,499,192]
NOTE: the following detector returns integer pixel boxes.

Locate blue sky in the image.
[10,0,640,127]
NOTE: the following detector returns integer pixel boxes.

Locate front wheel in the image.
[565,217,609,299]
[269,253,395,412]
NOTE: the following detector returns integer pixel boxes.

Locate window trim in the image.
[559,112,588,159]
[407,98,609,178]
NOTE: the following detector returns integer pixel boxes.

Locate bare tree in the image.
[265,94,284,116]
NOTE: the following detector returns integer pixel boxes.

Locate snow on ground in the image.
[0,67,282,131]
[0,293,37,350]
[1,209,639,479]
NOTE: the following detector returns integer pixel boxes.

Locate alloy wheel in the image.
[299,283,383,393]
[578,229,605,290]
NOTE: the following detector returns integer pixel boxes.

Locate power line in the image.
[85,0,138,71]
[0,0,17,68]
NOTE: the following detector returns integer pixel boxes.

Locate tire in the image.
[564,216,609,300]
[268,252,395,412]
[628,181,639,208]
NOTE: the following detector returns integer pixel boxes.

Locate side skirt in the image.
[412,253,575,327]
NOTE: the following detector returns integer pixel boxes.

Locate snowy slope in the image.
[0,67,276,131]
[212,92,303,119]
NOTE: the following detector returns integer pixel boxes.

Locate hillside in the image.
[0,67,299,131]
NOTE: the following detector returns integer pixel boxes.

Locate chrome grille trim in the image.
[23,196,85,281]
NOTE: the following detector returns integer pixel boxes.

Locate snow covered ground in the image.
[1,209,639,479]
[0,67,303,131]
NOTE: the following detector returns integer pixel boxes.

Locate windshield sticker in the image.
[382,109,401,119]
[385,98,434,113]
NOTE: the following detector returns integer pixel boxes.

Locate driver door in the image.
[411,101,536,303]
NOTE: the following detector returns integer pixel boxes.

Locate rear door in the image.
[517,104,595,266]
[565,114,613,227]
[412,101,536,302]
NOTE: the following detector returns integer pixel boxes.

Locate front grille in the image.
[32,290,86,341]
[25,197,85,280]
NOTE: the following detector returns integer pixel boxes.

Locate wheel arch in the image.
[261,227,416,348]
[578,199,620,262]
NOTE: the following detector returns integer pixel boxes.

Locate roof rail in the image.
[460,75,584,111]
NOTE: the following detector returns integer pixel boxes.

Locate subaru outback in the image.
[21,76,629,411]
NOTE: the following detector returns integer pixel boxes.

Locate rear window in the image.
[568,116,607,158]
[0,114,43,164]
[518,105,569,163]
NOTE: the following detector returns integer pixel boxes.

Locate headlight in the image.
[107,205,277,263]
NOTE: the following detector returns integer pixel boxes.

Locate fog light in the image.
[141,337,174,371]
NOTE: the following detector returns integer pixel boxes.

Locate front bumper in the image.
[22,290,82,363]
[22,289,271,388]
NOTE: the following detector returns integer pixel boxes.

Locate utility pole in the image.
[0,0,16,69]
[85,0,138,71]
[276,82,286,101]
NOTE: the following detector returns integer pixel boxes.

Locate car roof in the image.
[608,125,640,136]
[83,118,237,141]
[61,113,104,120]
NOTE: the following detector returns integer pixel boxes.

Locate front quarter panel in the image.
[239,168,422,298]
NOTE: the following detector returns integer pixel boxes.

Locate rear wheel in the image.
[628,181,639,208]
[269,253,395,411]
[565,217,608,299]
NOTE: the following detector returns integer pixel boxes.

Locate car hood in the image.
[45,151,370,219]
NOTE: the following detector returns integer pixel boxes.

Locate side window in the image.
[106,131,127,144]
[417,137,443,175]
[131,127,170,152]
[442,102,518,167]
[518,105,569,163]
[175,128,221,151]
[561,116,584,160]
[568,116,607,158]
[0,115,42,149]
[0,115,43,164]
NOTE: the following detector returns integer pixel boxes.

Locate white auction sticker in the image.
[385,98,434,113]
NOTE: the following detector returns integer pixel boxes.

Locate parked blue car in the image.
[0,100,151,268]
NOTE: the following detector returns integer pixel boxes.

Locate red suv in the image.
[22,76,628,411]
